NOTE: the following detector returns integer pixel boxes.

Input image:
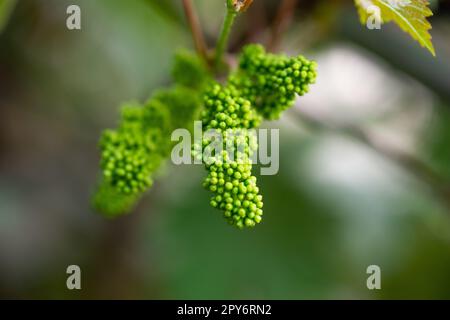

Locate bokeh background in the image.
[1,0,450,299]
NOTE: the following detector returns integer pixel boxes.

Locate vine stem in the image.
[182,0,209,64]
[214,7,237,69]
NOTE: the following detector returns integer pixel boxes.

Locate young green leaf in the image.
[354,0,435,56]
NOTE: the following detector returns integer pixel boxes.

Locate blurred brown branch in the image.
[182,0,209,63]
[268,0,298,52]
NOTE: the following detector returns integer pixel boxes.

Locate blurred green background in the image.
[1,0,450,299]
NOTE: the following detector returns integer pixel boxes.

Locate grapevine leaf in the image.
[354,0,435,56]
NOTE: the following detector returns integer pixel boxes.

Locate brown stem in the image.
[182,0,209,63]
[268,0,298,53]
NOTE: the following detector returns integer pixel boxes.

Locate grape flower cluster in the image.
[93,44,317,228]
[99,105,164,195]
[197,85,264,228]
[230,44,317,120]
[94,102,167,216]
[93,51,209,217]
[94,90,202,217]
[198,44,317,228]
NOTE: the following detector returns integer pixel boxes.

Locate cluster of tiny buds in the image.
[203,162,263,228]
[100,129,154,195]
[200,84,264,228]
[231,44,318,119]
[95,51,209,217]
[100,106,157,196]
[202,84,261,131]
[95,42,317,227]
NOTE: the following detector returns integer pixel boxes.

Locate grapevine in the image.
[92,0,317,229]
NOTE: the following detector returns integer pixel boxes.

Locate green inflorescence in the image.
[197,44,317,228]
[230,44,317,120]
[196,85,264,229]
[93,44,317,228]
[99,103,163,195]
[93,51,209,217]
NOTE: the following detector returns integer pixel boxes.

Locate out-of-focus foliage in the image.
[0,0,16,32]
[422,106,450,180]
